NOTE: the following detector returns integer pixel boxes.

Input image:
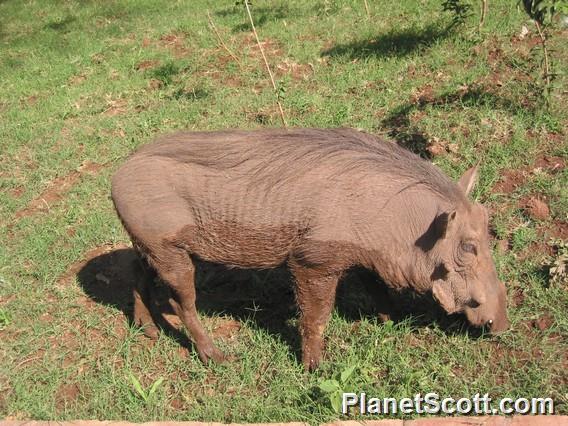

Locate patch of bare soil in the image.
[534,155,565,172]
[275,59,313,81]
[14,160,103,219]
[495,238,510,254]
[521,196,550,221]
[169,398,184,410]
[55,383,81,409]
[212,318,241,340]
[156,32,190,58]
[511,287,525,308]
[492,169,527,194]
[425,136,459,158]
[203,34,312,89]
[136,59,160,71]
[539,221,568,241]
[410,84,436,105]
[492,154,566,194]
[243,34,313,79]
[148,78,163,90]
[244,105,281,124]
[54,245,136,362]
[201,63,252,90]
[103,98,128,116]
[243,34,284,58]
[68,74,87,86]
[533,314,554,331]
[510,25,544,53]
[9,186,25,199]
[20,95,39,107]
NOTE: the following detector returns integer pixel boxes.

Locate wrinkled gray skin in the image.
[111,128,509,370]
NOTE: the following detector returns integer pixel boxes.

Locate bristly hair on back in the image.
[135,128,464,202]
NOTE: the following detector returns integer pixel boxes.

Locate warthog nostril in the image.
[465,298,480,309]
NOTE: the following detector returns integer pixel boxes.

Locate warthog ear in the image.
[432,280,458,314]
[415,210,456,250]
[458,165,479,197]
[436,210,457,239]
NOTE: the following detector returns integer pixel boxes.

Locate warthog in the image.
[111,128,509,370]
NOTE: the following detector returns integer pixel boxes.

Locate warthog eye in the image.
[461,242,477,255]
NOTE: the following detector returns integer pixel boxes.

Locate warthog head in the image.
[420,166,509,333]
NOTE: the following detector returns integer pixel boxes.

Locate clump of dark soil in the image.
[521,196,550,221]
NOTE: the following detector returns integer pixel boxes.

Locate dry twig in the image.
[243,0,288,127]
[207,10,242,66]
[534,19,551,89]
[479,0,487,28]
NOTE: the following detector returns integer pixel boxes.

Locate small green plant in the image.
[511,225,537,251]
[128,373,164,404]
[149,62,179,86]
[520,0,567,99]
[0,309,10,330]
[318,364,357,413]
[441,0,473,26]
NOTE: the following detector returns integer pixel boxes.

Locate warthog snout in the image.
[463,279,509,334]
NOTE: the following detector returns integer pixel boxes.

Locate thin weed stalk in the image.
[243,0,288,127]
[207,10,242,67]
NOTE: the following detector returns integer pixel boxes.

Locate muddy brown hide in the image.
[111,128,509,370]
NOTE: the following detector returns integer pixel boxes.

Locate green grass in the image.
[1,0,567,422]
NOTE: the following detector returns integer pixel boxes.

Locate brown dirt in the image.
[244,105,281,125]
[533,314,554,331]
[521,196,550,221]
[203,34,312,88]
[410,84,435,105]
[518,238,554,261]
[91,53,105,64]
[511,288,525,308]
[148,79,163,90]
[9,186,25,199]
[212,318,241,340]
[492,154,565,195]
[424,136,458,158]
[492,169,526,193]
[538,221,568,241]
[56,244,155,354]
[157,32,190,58]
[136,59,160,71]
[495,239,510,254]
[244,35,284,59]
[103,98,128,116]
[22,95,39,106]
[169,398,184,410]
[68,74,87,86]
[534,155,565,172]
[275,59,313,81]
[55,383,81,409]
[487,46,504,66]
[14,161,103,219]
[194,68,242,88]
